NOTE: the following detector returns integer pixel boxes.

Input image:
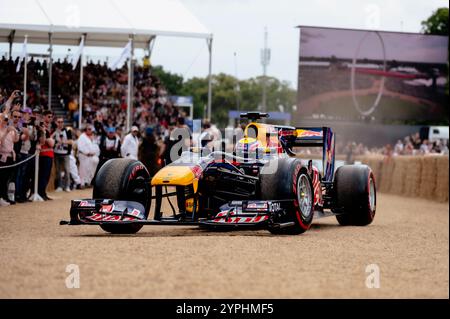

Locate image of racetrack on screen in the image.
[296,26,449,125]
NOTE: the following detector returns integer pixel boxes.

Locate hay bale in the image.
[435,156,449,202]
[419,156,438,201]
[390,157,408,195]
[379,157,395,193]
[353,155,447,202]
[403,157,422,198]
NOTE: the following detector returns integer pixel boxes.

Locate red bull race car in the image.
[61,112,376,235]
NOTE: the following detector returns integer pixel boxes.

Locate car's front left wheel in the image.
[260,158,314,235]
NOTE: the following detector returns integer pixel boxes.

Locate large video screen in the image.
[296,26,449,125]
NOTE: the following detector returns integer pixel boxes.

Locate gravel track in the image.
[0,189,448,298]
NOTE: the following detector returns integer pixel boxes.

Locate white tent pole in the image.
[23,34,28,108]
[207,37,213,121]
[48,32,53,110]
[78,35,85,129]
[126,36,134,132]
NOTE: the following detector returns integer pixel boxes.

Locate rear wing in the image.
[282,127,335,182]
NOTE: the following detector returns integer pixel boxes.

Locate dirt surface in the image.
[0,189,448,298]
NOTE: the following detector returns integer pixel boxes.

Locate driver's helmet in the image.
[235,137,262,159]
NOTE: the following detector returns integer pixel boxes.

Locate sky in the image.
[1,0,449,88]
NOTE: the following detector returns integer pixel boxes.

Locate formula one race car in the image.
[61,112,376,235]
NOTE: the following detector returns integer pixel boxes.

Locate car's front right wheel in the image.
[93,158,151,234]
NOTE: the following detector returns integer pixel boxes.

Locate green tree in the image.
[421,7,449,35]
[421,7,449,95]
[182,73,296,127]
[180,76,209,118]
[150,65,184,95]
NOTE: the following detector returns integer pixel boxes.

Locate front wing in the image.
[61,198,337,229]
[61,199,303,230]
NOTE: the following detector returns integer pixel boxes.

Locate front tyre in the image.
[334,165,376,226]
[93,159,151,234]
[260,158,314,235]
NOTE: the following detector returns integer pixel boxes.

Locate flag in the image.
[16,36,27,73]
[110,40,132,70]
[71,36,85,70]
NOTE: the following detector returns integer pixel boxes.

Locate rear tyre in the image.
[260,158,314,235]
[334,165,376,226]
[93,158,151,234]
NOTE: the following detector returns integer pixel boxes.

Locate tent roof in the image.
[0,0,212,49]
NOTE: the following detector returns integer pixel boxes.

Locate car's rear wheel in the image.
[334,164,376,226]
[93,158,151,234]
[260,158,314,235]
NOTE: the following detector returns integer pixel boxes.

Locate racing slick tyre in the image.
[93,158,151,234]
[334,165,376,226]
[260,158,314,235]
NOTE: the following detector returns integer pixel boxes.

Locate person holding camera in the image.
[9,108,25,204]
[14,108,38,203]
[0,112,19,206]
[0,90,21,113]
[52,116,73,192]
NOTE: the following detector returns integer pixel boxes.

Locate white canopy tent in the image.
[0,0,214,129]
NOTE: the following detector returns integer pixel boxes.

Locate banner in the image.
[71,36,85,70]
[110,40,132,70]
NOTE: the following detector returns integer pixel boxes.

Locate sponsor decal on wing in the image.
[128,208,141,217]
[100,204,114,213]
[86,213,103,221]
[103,215,120,221]
[79,200,94,207]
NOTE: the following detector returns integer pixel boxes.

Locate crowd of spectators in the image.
[341,132,449,164]
[0,88,172,207]
[1,54,185,136]
[383,132,448,157]
[52,58,183,134]
[0,56,48,108]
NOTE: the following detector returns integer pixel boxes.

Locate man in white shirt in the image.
[77,124,100,187]
[121,126,139,160]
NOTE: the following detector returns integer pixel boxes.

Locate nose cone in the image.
[151,166,195,187]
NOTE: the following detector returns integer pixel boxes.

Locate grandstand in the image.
[0,0,213,128]
[0,55,181,131]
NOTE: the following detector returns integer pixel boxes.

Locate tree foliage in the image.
[421,7,449,95]
[152,65,297,127]
[150,65,184,95]
[183,73,296,126]
[421,7,449,36]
